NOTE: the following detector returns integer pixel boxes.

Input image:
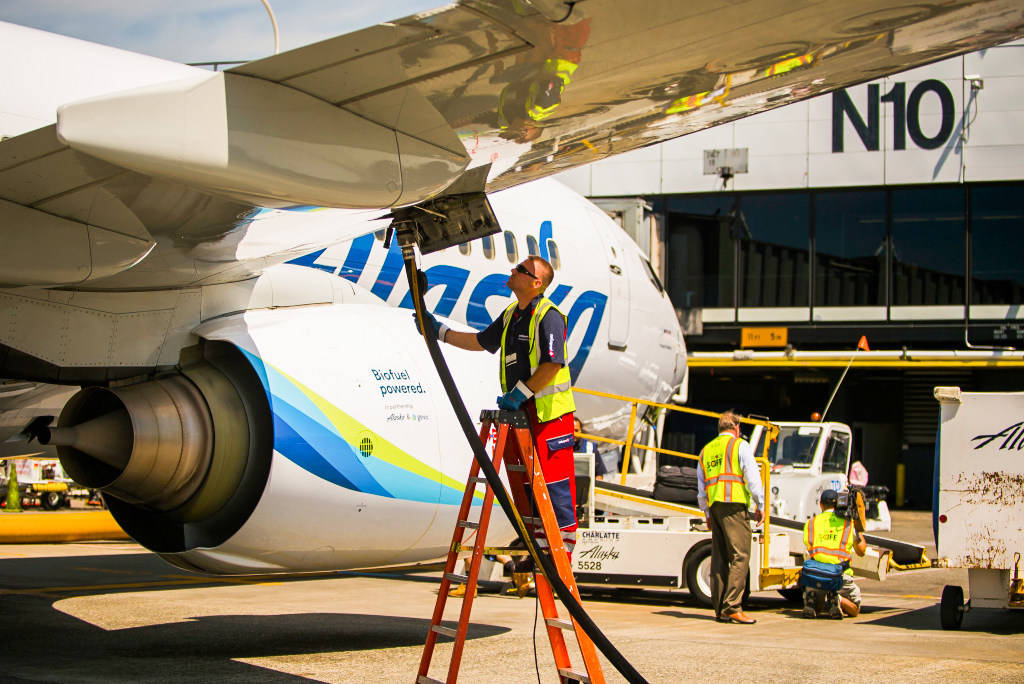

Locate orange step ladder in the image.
[416,409,605,684]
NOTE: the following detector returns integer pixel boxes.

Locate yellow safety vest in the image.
[526,58,578,121]
[699,434,751,506]
[498,298,575,422]
[804,511,855,574]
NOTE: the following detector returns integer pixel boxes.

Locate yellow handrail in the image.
[573,387,780,581]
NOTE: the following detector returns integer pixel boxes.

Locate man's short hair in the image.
[718,410,741,433]
[820,489,839,507]
[526,256,555,291]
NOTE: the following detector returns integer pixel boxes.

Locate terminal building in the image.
[558,40,1024,507]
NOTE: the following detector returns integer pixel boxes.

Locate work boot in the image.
[512,572,535,598]
[802,590,816,619]
[827,593,843,619]
[449,583,474,599]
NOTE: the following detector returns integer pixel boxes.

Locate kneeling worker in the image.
[803,489,868,618]
[416,256,577,595]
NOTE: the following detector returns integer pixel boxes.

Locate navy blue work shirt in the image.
[477,295,568,388]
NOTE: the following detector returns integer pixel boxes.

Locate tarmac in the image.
[0,511,1021,682]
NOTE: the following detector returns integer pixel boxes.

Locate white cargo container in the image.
[934,387,1024,629]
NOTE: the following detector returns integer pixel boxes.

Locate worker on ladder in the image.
[416,256,577,595]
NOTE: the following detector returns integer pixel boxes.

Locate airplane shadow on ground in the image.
[5,602,508,682]
[1,553,507,682]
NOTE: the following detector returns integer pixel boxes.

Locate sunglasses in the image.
[515,263,537,279]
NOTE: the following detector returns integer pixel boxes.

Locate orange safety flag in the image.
[857,335,870,352]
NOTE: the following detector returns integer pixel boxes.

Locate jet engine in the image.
[41,341,273,554]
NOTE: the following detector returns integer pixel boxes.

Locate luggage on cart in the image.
[653,464,698,504]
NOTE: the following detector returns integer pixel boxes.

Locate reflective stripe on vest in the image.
[498,297,575,422]
[805,511,854,565]
[699,434,751,506]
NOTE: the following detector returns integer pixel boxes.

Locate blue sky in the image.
[0,0,439,63]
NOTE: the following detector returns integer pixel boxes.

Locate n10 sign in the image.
[832,79,956,152]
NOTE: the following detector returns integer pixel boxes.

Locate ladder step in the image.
[444,572,468,584]
[468,476,489,483]
[457,520,480,529]
[521,516,543,525]
[431,624,458,638]
[417,677,444,684]
[558,668,591,683]
[545,617,574,630]
[507,464,527,472]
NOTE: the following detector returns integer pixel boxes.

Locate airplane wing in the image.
[229,0,1024,194]
[2,0,1023,288]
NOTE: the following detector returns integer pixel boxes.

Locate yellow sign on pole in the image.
[741,327,788,348]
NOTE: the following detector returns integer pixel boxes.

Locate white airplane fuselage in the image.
[0,21,685,574]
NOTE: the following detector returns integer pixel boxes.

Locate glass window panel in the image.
[665,195,739,308]
[970,184,1024,305]
[481,234,495,260]
[891,187,964,306]
[822,432,850,474]
[666,212,733,308]
[547,240,561,269]
[737,193,810,307]
[814,189,887,307]
[504,231,518,263]
[458,241,471,256]
[526,234,540,256]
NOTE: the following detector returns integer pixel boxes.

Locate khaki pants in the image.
[709,502,751,616]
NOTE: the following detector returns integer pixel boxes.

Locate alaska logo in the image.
[288,221,606,380]
[970,421,1024,450]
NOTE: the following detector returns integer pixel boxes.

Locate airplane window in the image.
[526,235,540,256]
[481,234,495,260]
[458,241,471,256]
[547,240,561,270]
[640,256,665,293]
[374,229,386,241]
[504,231,518,263]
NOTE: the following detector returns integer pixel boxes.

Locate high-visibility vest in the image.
[804,511,855,574]
[699,434,751,506]
[526,58,578,121]
[498,298,575,422]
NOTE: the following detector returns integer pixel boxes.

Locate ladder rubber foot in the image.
[558,668,591,683]
[545,617,574,630]
[444,572,468,583]
[431,624,458,638]
[457,520,480,529]
[417,676,444,684]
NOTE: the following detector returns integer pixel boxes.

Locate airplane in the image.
[1,1,1022,575]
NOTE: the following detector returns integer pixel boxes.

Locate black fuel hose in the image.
[403,253,647,684]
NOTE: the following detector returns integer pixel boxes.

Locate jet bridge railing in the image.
[572,387,792,589]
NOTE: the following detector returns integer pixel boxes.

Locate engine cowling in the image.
[42,341,273,554]
[44,303,502,573]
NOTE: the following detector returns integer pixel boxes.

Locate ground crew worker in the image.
[697,410,765,624]
[416,255,577,595]
[802,489,868,618]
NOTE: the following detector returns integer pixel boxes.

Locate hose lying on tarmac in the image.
[403,250,647,684]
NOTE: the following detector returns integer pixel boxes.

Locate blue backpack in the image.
[798,559,846,592]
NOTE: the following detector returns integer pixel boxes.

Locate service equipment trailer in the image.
[934,386,1024,629]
